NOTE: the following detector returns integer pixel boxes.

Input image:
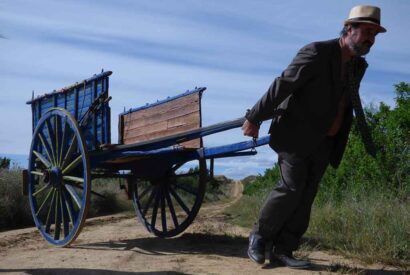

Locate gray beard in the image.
[350,41,372,56]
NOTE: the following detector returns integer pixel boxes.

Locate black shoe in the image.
[247,233,265,264]
[270,252,311,269]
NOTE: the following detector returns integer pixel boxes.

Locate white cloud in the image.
[1,0,409,178]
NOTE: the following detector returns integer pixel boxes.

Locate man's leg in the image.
[257,156,309,238]
[274,137,334,253]
[248,155,308,264]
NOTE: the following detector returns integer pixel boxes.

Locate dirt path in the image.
[0,181,405,274]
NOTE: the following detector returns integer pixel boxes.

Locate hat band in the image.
[348,16,380,25]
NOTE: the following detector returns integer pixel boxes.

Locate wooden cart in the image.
[24,71,270,246]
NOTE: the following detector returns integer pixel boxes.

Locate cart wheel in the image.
[131,158,207,237]
[28,108,90,247]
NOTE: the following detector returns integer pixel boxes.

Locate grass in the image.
[0,167,232,232]
[3,164,408,268]
[0,168,134,231]
[225,188,410,267]
[307,193,409,267]
[88,178,134,217]
[0,168,33,230]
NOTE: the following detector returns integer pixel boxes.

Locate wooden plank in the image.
[124,120,169,139]
[125,93,199,121]
[123,137,200,149]
[180,139,200,148]
[120,92,202,148]
[123,99,200,129]
[123,121,200,144]
[123,113,200,141]
[123,104,200,130]
[167,112,200,128]
[123,112,200,138]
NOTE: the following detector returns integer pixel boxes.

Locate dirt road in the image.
[0,181,405,274]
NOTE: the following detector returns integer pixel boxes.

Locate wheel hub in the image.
[50,167,63,187]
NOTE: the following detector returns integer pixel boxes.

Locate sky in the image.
[1,0,409,179]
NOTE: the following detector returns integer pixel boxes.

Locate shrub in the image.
[0,168,33,230]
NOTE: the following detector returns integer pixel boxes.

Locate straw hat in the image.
[344,5,386,33]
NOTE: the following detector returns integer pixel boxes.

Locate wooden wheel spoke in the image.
[63,175,84,183]
[45,119,58,165]
[54,190,61,240]
[59,117,68,166]
[63,188,78,226]
[150,188,161,228]
[169,186,190,215]
[33,150,51,169]
[62,188,77,226]
[62,155,82,175]
[33,183,51,197]
[54,116,60,165]
[142,186,157,216]
[164,186,179,228]
[45,189,56,233]
[38,132,55,166]
[138,185,153,201]
[160,188,167,233]
[60,189,70,237]
[31,170,44,177]
[61,134,77,169]
[65,185,82,209]
[35,187,54,216]
[65,181,103,198]
[173,182,198,196]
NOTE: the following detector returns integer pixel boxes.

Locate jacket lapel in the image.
[331,39,343,101]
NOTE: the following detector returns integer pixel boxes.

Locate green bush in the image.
[0,168,33,230]
[205,175,243,202]
[243,164,280,196]
[88,178,134,217]
[0,170,134,231]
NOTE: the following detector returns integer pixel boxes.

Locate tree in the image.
[0,157,11,170]
[317,82,410,203]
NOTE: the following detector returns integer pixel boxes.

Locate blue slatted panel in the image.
[27,71,112,151]
[57,93,66,109]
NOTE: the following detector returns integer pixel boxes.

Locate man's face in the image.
[346,23,379,56]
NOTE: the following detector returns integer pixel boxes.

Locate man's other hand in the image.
[242,119,259,138]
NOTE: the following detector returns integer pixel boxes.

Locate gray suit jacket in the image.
[246,38,367,168]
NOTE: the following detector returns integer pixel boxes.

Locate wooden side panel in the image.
[122,93,201,148]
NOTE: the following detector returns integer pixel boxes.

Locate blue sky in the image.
[1,0,409,179]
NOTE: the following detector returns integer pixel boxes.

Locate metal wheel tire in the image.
[131,158,207,237]
[28,108,90,246]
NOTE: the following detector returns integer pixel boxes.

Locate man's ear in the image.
[346,24,353,34]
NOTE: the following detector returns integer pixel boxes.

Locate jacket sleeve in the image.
[246,43,321,124]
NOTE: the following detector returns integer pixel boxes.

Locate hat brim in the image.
[344,19,386,33]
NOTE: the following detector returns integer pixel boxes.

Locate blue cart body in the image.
[27,71,112,151]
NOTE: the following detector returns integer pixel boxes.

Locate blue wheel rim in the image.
[28,108,90,246]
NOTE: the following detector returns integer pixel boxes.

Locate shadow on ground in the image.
[0,269,187,275]
[72,233,407,274]
[74,233,248,258]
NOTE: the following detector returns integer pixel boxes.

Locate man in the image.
[242,5,386,269]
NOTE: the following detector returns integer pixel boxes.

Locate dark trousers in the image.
[253,137,334,252]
